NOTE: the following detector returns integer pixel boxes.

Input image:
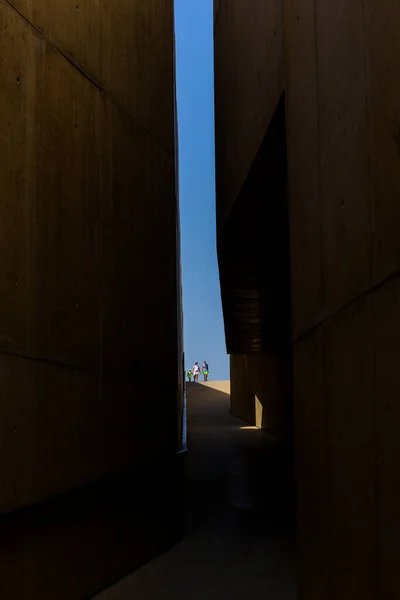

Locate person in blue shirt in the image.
[202,361,209,382]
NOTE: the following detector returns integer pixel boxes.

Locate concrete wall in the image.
[287,2,400,598]
[230,354,291,441]
[214,0,290,448]
[215,0,400,598]
[214,0,284,230]
[0,0,181,597]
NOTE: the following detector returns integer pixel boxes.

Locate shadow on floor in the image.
[95,381,297,599]
[0,456,184,600]
[186,382,295,530]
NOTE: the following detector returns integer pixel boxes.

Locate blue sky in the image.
[174,0,229,381]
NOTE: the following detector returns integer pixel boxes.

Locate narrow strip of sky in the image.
[174,0,229,381]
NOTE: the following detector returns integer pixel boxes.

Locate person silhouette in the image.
[202,361,209,382]
[192,362,200,383]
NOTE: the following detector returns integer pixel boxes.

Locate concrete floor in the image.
[94,382,297,599]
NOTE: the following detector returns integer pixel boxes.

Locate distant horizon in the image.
[175,0,229,381]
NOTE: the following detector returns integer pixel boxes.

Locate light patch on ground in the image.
[198,380,230,395]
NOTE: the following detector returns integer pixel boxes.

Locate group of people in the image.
[187,361,209,383]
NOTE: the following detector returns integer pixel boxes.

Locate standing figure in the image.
[187,368,193,383]
[202,361,209,382]
[192,362,200,383]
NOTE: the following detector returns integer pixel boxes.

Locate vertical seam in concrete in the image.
[359,0,374,299]
[360,1,380,592]
[98,96,104,377]
[24,33,36,356]
[370,292,381,598]
[321,323,331,600]
[313,0,325,318]
[312,4,331,596]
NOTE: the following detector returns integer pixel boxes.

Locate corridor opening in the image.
[94,381,297,599]
[217,94,294,499]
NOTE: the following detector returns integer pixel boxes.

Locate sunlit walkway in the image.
[95,382,296,599]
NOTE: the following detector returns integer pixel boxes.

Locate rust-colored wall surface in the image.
[0,1,181,595]
[215,0,400,597]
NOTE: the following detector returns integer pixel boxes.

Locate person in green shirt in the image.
[187,369,193,383]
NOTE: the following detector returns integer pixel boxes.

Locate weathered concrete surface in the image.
[0,0,181,597]
[7,0,175,152]
[214,0,284,230]
[374,275,400,596]
[293,325,327,600]
[215,0,400,598]
[217,95,290,356]
[285,1,400,598]
[0,0,178,513]
[230,354,292,441]
[284,0,323,337]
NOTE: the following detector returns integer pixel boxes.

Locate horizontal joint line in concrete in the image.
[293,264,400,344]
[0,347,87,373]
[3,0,173,158]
